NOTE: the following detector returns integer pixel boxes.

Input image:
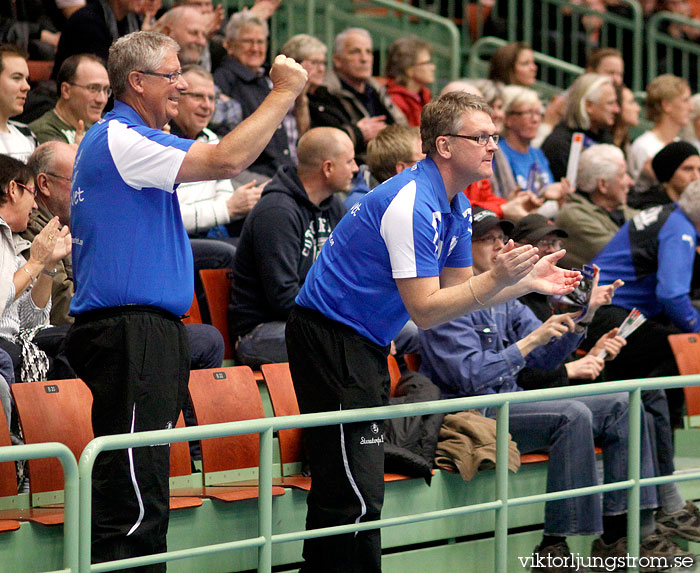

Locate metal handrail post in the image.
[258,427,274,573]
[0,442,79,572]
[627,387,642,563]
[494,402,510,573]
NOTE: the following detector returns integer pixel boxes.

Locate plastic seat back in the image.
[188,367,264,478]
[199,268,234,359]
[667,333,700,423]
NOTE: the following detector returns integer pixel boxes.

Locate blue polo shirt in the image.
[594,203,700,332]
[70,100,195,317]
[296,157,473,346]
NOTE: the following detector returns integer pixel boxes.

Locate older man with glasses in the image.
[30,54,111,145]
[64,30,307,570]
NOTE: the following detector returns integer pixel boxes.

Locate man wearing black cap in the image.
[418,207,678,570]
[628,140,700,210]
[511,214,627,385]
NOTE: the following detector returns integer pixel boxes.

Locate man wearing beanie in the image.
[627,141,700,210]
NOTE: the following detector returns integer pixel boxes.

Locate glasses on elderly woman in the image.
[13,180,35,196]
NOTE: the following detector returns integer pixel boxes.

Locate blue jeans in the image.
[501,392,657,537]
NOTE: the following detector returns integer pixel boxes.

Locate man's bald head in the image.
[297,127,354,172]
[297,127,358,200]
[157,6,208,65]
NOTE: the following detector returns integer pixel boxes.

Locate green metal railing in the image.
[513,0,643,92]
[0,442,79,573]
[67,373,700,572]
[647,11,700,88]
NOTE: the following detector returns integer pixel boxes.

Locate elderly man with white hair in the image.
[556,143,635,269]
[214,11,305,180]
[310,27,407,159]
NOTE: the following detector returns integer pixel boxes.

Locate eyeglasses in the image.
[536,238,564,250]
[45,172,72,183]
[181,91,216,103]
[13,180,35,196]
[474,233,506,245]
[69,83,112,97]
[237,38,266,47]
[412,60,434,67]
[444,133,500,146]
[303,59,326,68]
[508,110,544,118]
[138,69,183,84]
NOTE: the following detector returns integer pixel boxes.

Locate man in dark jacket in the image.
[229,127,354,368]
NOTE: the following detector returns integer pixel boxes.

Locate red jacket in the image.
[385,79,431,127]
[463,179,506,218]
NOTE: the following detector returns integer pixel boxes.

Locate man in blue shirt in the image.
[64,30,307,569]
[590,181,700,430]
[286,92,582,572]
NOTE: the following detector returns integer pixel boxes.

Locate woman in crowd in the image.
[384,36,434,126]
[0,154,73,383]
[612,83,641,154]
[628,74,691,188]
[488,41,538,87]
[499,86,571,217]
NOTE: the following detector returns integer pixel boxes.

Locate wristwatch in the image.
[42,268,58,277]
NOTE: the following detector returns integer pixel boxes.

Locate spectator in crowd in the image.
[541,73,618,180]
[591,180,700,427]
[53,0,141,77]
[628,74,691,188]
[175,0,281,72]
[611,83,641,153]
[384,35,434,127]
[556,144,635,269]
[64,30,306,568]
[214,11,304,180]
[309,27,407,160]
[488,41,538,87]
[170,65,263,248]
[0,44,36,162]
[29,54,110,145]
[231,127,351,369]
[279,33,327,148]
[680,92,700,151]
[472,78,519,198]
[514,211,700,552]
[23,141,75,325]
[285,92,581,572]
[0,0,61,60]
[417,206,673,570]
[365,124,423,187]
[585,47,625,87]
[153,6,208,66]
[0,153,74,383]
[499,85,571,217]
[628,141,700,209]
[440,79,542,221]
[511,213,627,386]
